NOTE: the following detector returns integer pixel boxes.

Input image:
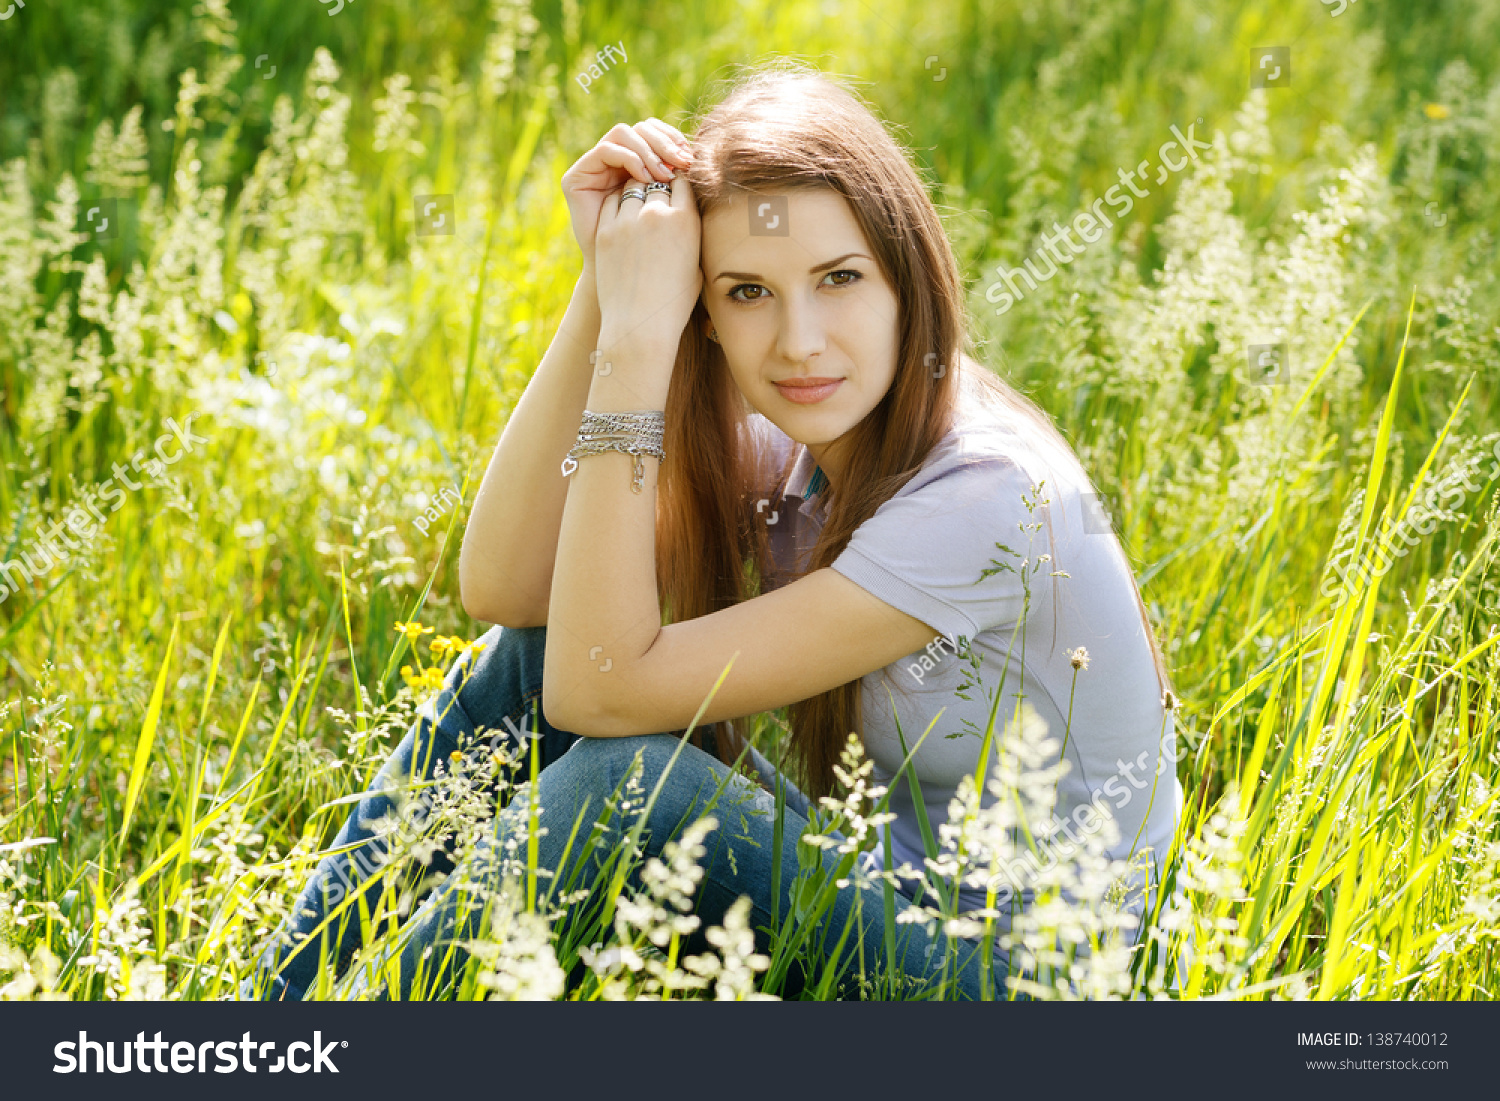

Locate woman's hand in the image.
[593,172,702,360]
[561,119,695,272]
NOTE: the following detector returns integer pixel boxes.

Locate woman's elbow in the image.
[460,573,510,626]
[461,584,546,629]
[462,596,500,626]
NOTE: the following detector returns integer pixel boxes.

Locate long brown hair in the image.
[657,60,1172,801]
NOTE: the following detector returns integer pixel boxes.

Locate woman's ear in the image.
[693,295,715,345]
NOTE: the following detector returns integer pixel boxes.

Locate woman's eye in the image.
[726,270,863,303]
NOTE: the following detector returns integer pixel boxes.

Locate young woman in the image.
[242,62,1180,1001]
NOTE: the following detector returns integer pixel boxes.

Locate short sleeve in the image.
[829,456,1037,646]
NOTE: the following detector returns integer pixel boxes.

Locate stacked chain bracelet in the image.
[561,409,666,494]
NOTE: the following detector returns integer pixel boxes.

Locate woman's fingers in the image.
[607,120,694,181]
[579,140,652,188]
[638,118,694,167]
[562,119,691,270]
[567,121,693,194]
[601,122,676,183]
[598,183,630,229]
[644,116,692,149]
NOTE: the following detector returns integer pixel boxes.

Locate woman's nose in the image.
[776,296,828,364]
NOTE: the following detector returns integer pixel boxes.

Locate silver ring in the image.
[644,181,672,195]
[619,187,648,207]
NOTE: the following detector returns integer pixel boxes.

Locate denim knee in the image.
[524,735,705,852]
[446,624,534,706]
[427,623,557,754]
[561,731,672,766]
[553,733,702,802]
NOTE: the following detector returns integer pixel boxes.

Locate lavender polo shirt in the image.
[743,370,1182,932]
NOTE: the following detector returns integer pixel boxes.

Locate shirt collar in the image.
[784,443,828,518]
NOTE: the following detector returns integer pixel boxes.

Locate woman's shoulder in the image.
[931,359,1087,490]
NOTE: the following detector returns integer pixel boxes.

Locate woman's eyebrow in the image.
[713,252,871,282]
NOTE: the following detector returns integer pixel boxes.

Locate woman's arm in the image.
[458,268,600,627]
[460,118,694,627]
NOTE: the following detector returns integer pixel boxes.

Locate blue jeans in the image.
[240,624,1018,1001]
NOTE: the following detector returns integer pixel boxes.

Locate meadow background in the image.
[1,0,1498,1000]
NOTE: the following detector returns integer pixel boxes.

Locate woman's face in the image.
[698,188,900,476]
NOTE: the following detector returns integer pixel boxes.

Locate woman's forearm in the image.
[542,335,675,731]
[458,266,602,626]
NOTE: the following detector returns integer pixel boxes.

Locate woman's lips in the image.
[773,378,843,404]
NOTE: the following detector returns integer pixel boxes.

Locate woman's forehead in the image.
[700,189,869,261]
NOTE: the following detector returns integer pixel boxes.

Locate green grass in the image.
[1,0,1499,999]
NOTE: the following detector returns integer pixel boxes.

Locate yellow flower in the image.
[1424,103,1450,119]
[395,620,435,643]
[428,634,467,662]
[398,663,447,693]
